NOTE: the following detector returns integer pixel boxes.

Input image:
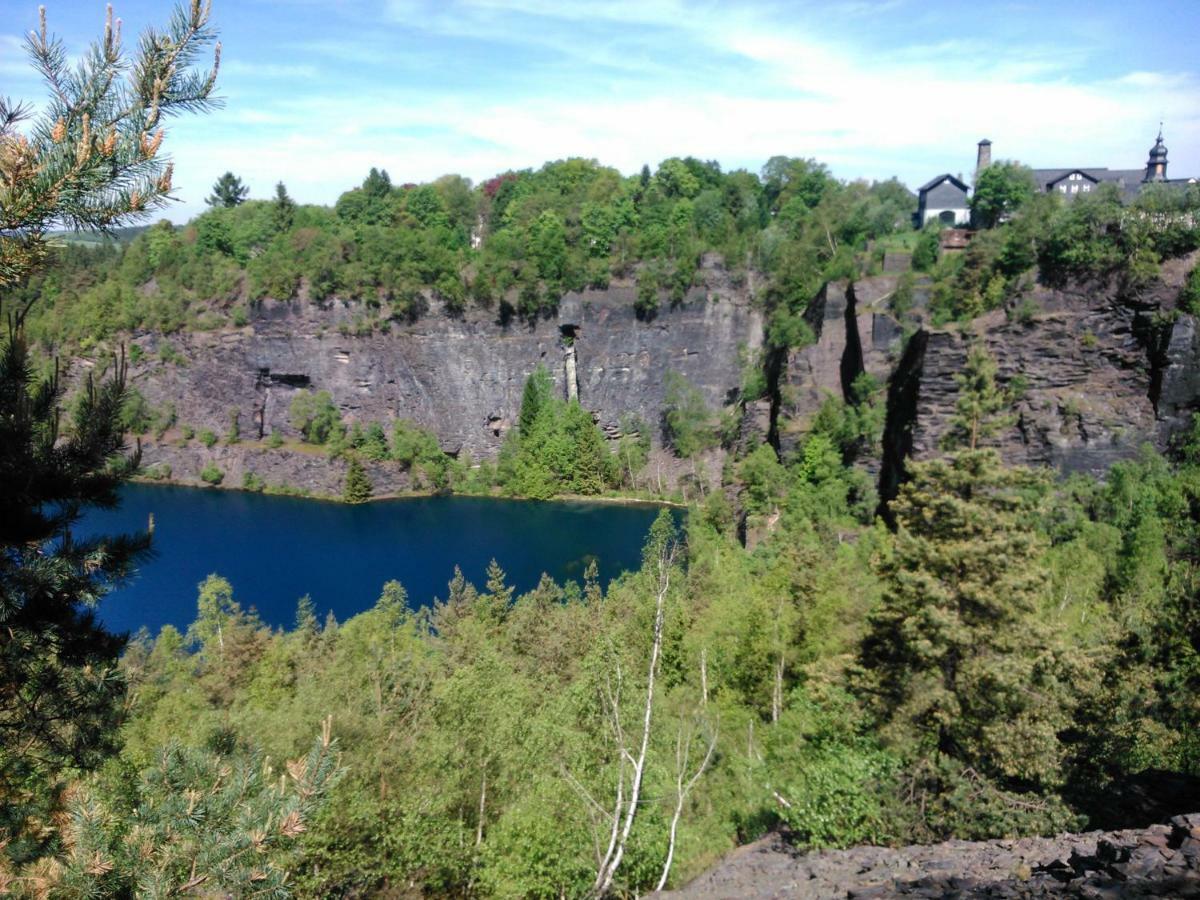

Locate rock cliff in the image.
[98,249,1200,498]
[116,258,761,493]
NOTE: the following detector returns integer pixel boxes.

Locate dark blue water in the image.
[80,485,666,636]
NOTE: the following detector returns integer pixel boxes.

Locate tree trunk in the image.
[594,550,673,898]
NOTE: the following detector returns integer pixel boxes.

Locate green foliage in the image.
[943,343,1015,450]
[663,370,717,458]
[289,390,342,445]
[911,225,940,272]
[343,457,372,503]
[859,450,1084,837]
[50,728,341,898]
[199,428,217,448]
[199,462,224,485]
[970,162,1036,228]
[496,366,617,498]
[206,171,250,208]
[1181,263,1200,315]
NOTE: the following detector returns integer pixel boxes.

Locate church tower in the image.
[1144,127,1168,183]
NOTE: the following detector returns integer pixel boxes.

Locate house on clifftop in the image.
[1031,129,1196,201]
[913,174,971,228]
[913,129,1197,228]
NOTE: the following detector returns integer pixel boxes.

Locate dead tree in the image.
[655,716,717,892]
[591,534,676,898]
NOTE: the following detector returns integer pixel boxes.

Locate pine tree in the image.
[206,170,249,207]
[53,722,342,897]
[0,0,219,869]
[518,365,553,437]
[859,450,1082,836]
[943,342,1014,451]
[0,4,220,289]
[478,559,513,625]
[343,456,373,503]
[272,180,296,231]
[295,593,319,635]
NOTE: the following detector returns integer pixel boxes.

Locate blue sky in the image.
[4,0,1199,222]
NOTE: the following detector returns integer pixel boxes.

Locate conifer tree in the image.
[518,365,554,437]
[859,450,1082,836]
[0,3,220,289]
[0,0,219,866]
[205,170,249,207]
[343,456,373,503]
[272,180,296,231]
[943,342,1014,451]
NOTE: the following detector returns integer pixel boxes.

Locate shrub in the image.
[199,462,224,485]
[199,429,217,448]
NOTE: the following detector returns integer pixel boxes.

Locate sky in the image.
[3,0,1199,222]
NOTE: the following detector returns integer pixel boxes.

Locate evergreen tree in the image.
[362,166,392,200]
[943,342,1013,451]
[295,593,319,635]
[518,365,554,437]
[54,723,342,897]
[343,456,373,503]
[272,180,296,232]
[0,0,219,865]
[859,450,1082,836]
[206,170,250,208]
[0,4,220,289]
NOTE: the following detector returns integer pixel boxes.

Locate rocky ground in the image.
[662,814,1200,898]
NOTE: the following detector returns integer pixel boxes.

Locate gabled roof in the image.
[917,173,970,195]
[1041,169,1101,188]
[1032,167,1151,201]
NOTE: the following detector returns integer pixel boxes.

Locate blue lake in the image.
[81,484,668,636]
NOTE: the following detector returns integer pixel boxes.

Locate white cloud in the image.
[153,0,1200,221]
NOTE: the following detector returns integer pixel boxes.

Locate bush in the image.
[290,390,342,444]
[1180,264,1200,315]
[199,462,224,485]
[199,429,217,448]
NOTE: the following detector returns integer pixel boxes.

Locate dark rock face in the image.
[873,251,1200,504]
[117,262,761,490]
[661,814,1200,899]
[99,248,1199,497]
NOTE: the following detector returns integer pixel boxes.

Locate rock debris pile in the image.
[664,814,1200,898]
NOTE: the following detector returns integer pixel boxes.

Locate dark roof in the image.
[917,173,970,195]
[1032,167,1149,200]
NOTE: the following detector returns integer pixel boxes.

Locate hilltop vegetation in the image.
[14,155,916,352]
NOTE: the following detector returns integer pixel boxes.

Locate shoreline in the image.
[130,474,686,510]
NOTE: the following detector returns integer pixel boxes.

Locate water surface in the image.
[81,485,665,635]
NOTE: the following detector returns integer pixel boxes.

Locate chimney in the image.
[976,139,992,181]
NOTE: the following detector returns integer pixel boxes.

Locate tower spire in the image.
[1144,125,1168,183]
